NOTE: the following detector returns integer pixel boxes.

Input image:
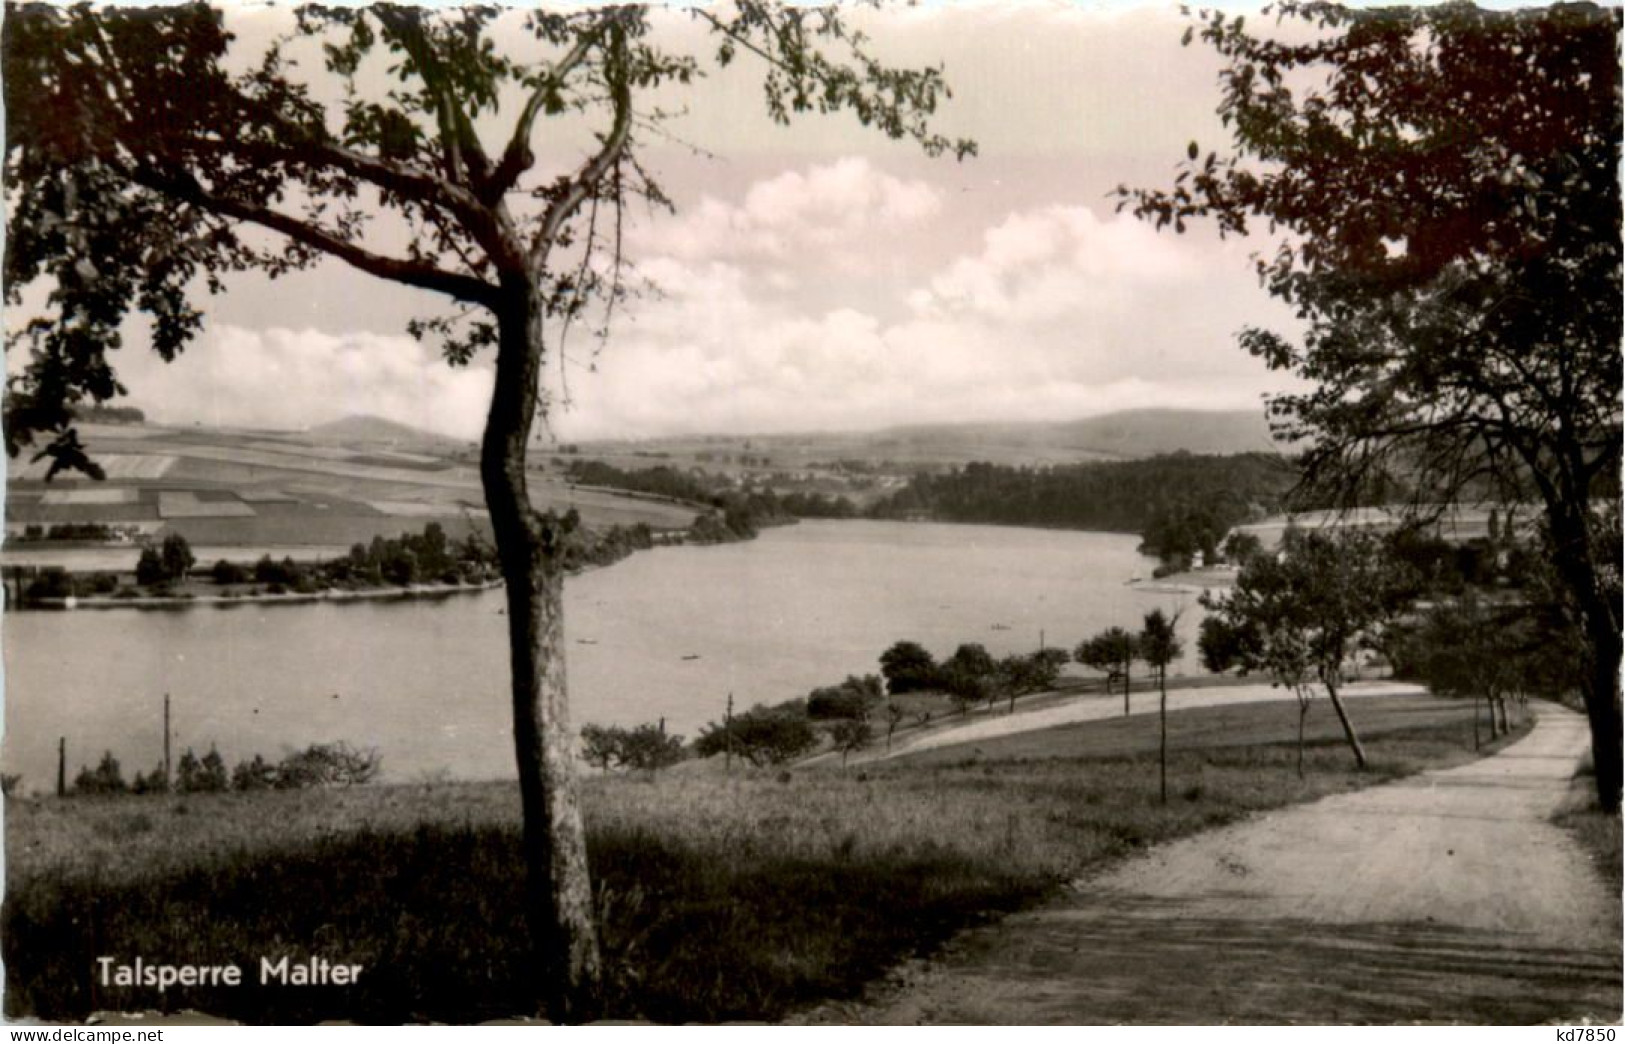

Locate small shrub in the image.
[77,572,119,596]
[580,723,685,773]
[130,763,169,794]
[176,747,228,793]
[274,742,381,788]
[695,703,816,766]
[231,755,277,791]
[807,675,884,720]
[72,751,127,795]
[212,559,249,585]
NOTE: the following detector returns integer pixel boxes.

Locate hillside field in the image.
[5,421,697,557]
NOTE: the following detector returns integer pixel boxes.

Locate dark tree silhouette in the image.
[1075,626,1140,716]
[3,3,971,1018]
[1123,1,1622,810]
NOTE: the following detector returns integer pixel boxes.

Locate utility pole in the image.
[724,693,734,775]
[163,693,172,791]
[56,737,65,797]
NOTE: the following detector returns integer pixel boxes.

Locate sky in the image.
[15,1,1320,443]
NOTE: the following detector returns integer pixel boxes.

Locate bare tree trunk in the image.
[1582,621,1621,811]
[1158,668,1168,804]
[1122,663,1131,717]
[1549,502,1621,813]
[1297,696,1308,779]
[1473,694,1482,750]
[1322,676,1368,770]
[483,280,602,1021]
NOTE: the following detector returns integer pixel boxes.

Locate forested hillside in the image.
[870,453,1296,556]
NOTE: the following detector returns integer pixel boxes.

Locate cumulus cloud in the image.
[556,194,1301,440]
[90,162,1298,444]
[633,156,942,274]
[116,326,492,439]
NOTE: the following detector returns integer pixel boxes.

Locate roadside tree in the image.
[1200,528,1415,770]
[695,702,816,768]
[1139,609,1182,804]
[1075,627,1139,716]
[944,642,996,679]
[830,718,873,767]
[1200,591,1317,776]
[1124,1,1622,810]
[614,722,685,773]
[806,675,884,721]
[4,4,971,1015]
[579,723,621,772]
[880,640,940,695]
[883,702,907,754]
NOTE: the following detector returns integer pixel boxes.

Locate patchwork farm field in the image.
[5,420,699,559]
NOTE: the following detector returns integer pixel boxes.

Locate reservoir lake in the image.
[2,520,1204,788]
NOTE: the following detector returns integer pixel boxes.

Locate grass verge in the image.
[1556,752,1623,897]
[5,695,1523,1024]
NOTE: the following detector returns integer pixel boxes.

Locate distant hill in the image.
[305,414,466,448]
[871,409,1279,462]
[579,408,1281,469]
[1044,408,1280,458]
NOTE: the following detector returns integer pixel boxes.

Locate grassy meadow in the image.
[4,695,1525,1024]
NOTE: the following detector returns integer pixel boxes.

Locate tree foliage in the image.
[872,454,1293,546]
[4,4,975,1014]
[71,750,126,795]
[1123,0,1622,807]
[806,674,884,721]
[1200,527,1415,768]
[578,722,685,773]
[879,640,938,695]
[695,701,816,767]
[175,745,229,793]
[829,717,873,766]
[1075,625,1139,713]
[4,3,971,469]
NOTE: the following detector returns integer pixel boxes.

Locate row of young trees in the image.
[878,640,1068,711]
[68,741,381,795]
[681,638,1075,773]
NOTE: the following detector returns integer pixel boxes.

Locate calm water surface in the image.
[2,520,1201,787]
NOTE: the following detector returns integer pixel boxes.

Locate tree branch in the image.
[371,6,492,190]
[488,25,604,203]
[130,167,500,308]
[529,23,633,269]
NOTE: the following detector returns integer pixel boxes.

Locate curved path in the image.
[872,679,1426,763]
[835,703,1622,1024]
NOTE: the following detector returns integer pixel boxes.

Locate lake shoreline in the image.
[8,515,775,612]
[4,520,1177,789]
[25,577,507,612]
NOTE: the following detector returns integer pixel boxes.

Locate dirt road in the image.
[876,679,1426,762]
[831,702,1621,1025]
